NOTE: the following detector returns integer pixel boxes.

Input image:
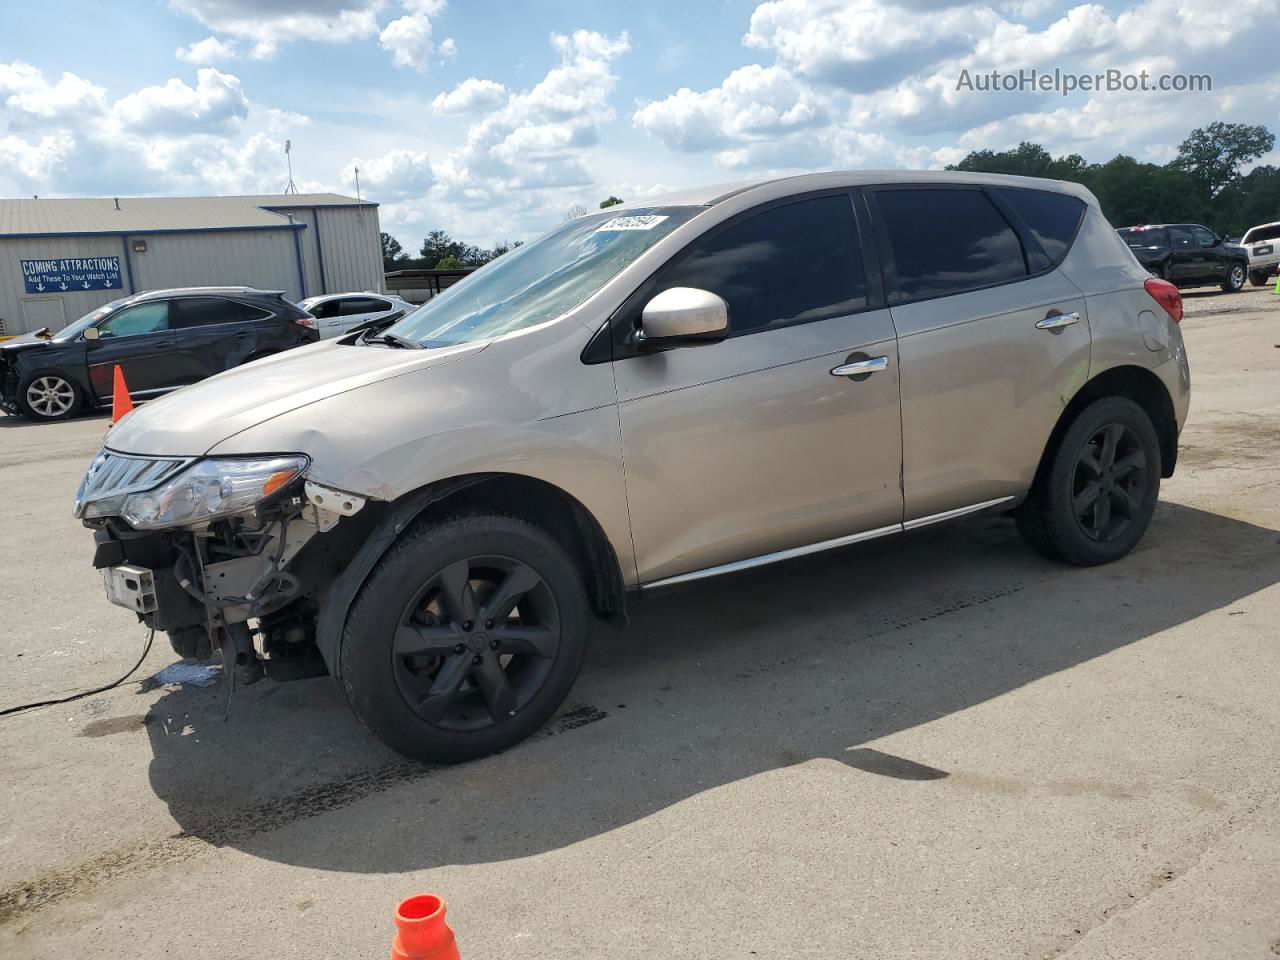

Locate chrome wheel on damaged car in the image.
[340,514,589,764]
[18,372,81,421]
[1221,263,1246,293]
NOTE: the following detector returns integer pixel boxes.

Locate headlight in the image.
[111,456,308,529]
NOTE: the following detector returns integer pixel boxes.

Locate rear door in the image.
[334,296,394,336]
[85,300,175,400]
[169,297,271,383]
[868,184,1091,521]
[613,190,904,583]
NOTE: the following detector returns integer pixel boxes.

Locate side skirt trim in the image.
[640,496,1015,591]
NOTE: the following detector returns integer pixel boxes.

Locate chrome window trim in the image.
[641,496,1015,591]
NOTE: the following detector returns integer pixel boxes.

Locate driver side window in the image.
[96,301,170,339]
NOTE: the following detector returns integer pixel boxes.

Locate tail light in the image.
[1144,277,1182,325]
[295,314,318,330]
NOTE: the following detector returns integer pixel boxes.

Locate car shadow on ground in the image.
[142,500,1279,874]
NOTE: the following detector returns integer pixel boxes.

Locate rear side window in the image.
[173,298,271,328]
[1243,224,1280,245]
[994,188,1085,265]
[1119,227,1169,247]
[876,188,1027,301]
[339,297,391,315]
[660,194,868,334]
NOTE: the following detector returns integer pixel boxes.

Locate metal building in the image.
[0,194,381,336]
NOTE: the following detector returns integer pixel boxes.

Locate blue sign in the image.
[22,256,122,294]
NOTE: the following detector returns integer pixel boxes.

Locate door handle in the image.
[1036,311,1080,330]
[830,356,889,376]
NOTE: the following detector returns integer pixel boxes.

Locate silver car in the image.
[75,171,1190,763]
[296,291,417,339]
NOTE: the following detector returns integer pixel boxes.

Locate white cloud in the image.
[0,63,107,127]
[168,0,382,59]
[0,133,77,181]
[112,68,250,134]
[342,148,434,200]
[175,35,239,64]
[431,77,506,114]
[379,0,449,70]
[634,64,829,153]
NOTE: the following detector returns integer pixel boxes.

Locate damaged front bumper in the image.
[81,453,375,683]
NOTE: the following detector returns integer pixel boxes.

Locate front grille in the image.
[73,448,193,518]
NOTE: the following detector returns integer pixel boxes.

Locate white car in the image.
[1241,221,1280,286]
[297,292,417,338]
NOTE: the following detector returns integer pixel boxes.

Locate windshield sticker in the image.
[595,215,669,233]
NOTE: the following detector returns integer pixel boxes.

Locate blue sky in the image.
[2,0,1277,252]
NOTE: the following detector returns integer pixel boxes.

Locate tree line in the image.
[948,122,1278,236]
[381,195,626,271]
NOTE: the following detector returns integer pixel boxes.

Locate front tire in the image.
[1017,397,1161,566]
[16,370,82,421]
[340,514,590,764]
[1221,262,1246,293]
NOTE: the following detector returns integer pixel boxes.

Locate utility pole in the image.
[284,140,299,195]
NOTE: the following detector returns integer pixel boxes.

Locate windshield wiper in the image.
[361,330,422,350]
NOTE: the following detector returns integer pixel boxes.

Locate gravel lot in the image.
[1,286,1278,959]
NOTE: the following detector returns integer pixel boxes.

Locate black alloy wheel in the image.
[392,555,560,730]
[1016,396,1161,566]
[1070,423,1148,543]
[340,513,589,764]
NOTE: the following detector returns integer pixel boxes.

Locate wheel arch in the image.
[1033,365,1179,490]
[314,472,627,677]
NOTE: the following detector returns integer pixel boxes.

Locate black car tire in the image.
[340,513,590,764]
[1150,261,1171,281]
[1220,262,1247,293]
[1249,270,1270,287]
[1017,397,1161,567]
[15,369,83,421]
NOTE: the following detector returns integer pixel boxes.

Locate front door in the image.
[85,300,175,400]
[613,192,904,584]
[868,184,1092,521]
[1166,225,1204,283]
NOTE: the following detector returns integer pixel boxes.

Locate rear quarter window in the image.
[1243,225,1280,245]
[994,187,1086,265]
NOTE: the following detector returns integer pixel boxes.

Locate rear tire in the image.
[1220,262,1246,293]
[16,370,82,421]
[339,513,590,764]
[1250,270,1269,287]
[1017,397,1161,566]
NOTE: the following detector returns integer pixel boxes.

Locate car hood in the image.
[0,332,56,353]
[105,338,488,456]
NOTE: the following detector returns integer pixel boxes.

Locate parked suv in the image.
[297,292,417,339]
[74,173,1189,763]
[1240,220,1280,286]
[1,287,318,421]
[1116,223,1249,292]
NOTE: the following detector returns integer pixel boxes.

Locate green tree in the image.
[437,255,464,269]
[380,232,407,271]
[1080,156,1209,227]
[1172,122,1276,198]
[1213,165,1280,236]
[599,196,623,208]
[948,141,1087,180]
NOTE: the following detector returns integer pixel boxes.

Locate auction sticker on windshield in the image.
[595,215,669,232]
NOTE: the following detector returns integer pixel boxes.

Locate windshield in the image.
[386,207,701,348]
[52,298,130,341]
[1243,224,1280,245]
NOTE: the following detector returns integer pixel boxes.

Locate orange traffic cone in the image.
[391,894,460,960]
[111,365,134,423]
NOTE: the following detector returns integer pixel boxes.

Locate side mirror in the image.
[635,287,728,350]
[82,326,100,342]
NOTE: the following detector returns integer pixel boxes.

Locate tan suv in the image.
[75,172,1190,763]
